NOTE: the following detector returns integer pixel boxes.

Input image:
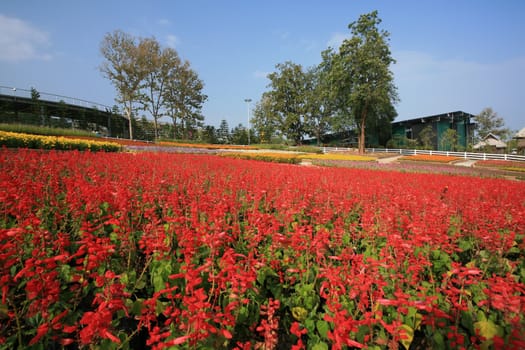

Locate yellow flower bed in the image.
[220,151,376,164]
[220,152,300,164]
[0,131,121,152]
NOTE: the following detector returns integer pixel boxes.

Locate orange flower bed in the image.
[476,160,525,172]
[476,159,525,169]
[157,141,257,150]
[400,154,462,163]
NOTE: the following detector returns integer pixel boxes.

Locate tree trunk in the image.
[126,103,133,140]
[153,118,159,140]
[358,110,367,155]
[127,114,133,140]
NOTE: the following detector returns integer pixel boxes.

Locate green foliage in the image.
[217,119,230,144]
[325,11,398,153]
[440,128,459,151]
[264,62,310,144]
[418,124,435,149]
[292,145,323,154]
[252,11,398,150]
[474,107,511,142]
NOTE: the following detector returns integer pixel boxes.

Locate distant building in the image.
[391,111,476,150]
[473,133,507,153]
[514,127,525,154]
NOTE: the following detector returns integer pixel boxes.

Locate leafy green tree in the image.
[100,30,147,139]
[251,95,279,143]
[265,61,309,144]
[231,124,249,145]
[200,125,218,144]
[30,87,45,125]
[440,128,458,151]
[418,124,435,149]
[303,65,334,145]
[319,49,355,136]
[474,107,511,141]
[326,11,398,154]
[30,87,40,101]
[218,119,230,144]
[164,61,207,140]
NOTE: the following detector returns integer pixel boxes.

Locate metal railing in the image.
[0,85,113,112]
[323,147,525,162]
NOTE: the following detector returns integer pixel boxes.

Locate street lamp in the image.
[244,98,252,145]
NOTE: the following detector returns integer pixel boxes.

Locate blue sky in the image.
[1,0,524,132]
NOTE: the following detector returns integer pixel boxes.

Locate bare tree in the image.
[140,38,181,140]
[100,30,146,139]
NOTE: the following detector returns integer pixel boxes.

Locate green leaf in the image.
[399,324,414,350]
[109,232,119,243]
[460,311,474,334]
[458,239,473,251]
[150,259,172,293]
[356,325,369,343]
[433,332,445,348]
[304,318,315,333]
[155,300,167,315]
[134,277,146,290]
[312,341,329,350]
[131,299,144,316]
[474,320,502,341]
[316,320,329,339]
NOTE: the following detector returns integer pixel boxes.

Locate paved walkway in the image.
[454,159,477,167]
[375,155,478,167]
[376,155,403,164]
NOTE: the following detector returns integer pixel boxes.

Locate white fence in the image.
[322,147,525,162]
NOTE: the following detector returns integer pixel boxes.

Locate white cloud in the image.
[0,14,52,62]
[326,32,350,49]
[166,34,179,48]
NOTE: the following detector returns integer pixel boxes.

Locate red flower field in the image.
[1,148,524,349]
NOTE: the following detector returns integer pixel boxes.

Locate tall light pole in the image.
[244,98,252,145]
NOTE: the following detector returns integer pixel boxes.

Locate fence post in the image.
[504,154,507,161]
[464,152,467,159]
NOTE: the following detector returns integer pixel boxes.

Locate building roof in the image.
[473,133,507,149]
[515,127,525,139]
[392,111,476,126]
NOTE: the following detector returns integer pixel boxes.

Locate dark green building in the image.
[391,111,476,150]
